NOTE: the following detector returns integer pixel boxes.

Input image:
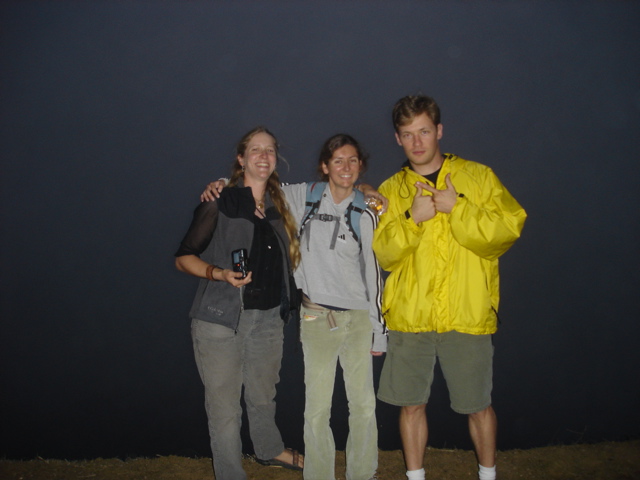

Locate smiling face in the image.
[237,131,277,185]
[321,144,361,193]
[395,112,443,176]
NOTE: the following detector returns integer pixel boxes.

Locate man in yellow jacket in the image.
[373,95,527,480]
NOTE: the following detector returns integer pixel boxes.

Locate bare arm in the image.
[200,179,228,202]
[175,254,252,287]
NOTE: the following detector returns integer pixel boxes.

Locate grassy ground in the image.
[1,440,639,480]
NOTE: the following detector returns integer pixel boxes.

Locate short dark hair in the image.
[392,95,441,132]
[316,134,369,182]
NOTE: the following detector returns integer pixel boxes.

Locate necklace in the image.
[255,198,264,210]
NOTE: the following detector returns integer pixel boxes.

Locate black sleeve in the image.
[174,201,219,257]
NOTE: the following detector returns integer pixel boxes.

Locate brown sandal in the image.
[255,448,303,471]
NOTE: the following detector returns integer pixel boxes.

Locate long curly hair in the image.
[228,126,300,270]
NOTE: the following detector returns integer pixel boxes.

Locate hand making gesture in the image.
[418,173,458,214]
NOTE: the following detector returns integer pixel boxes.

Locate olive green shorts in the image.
[377,330,493,414]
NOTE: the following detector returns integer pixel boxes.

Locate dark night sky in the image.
[1,1,639,460]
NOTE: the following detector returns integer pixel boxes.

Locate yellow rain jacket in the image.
[373,154,527,334]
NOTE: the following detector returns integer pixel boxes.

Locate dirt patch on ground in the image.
[1,441,639,480]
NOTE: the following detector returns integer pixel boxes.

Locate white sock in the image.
[406,468,425,480]
[478,463,496,480]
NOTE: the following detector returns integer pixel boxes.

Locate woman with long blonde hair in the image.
[175,127,303,480]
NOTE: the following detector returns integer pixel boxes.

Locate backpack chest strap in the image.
[305,213,342,251]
